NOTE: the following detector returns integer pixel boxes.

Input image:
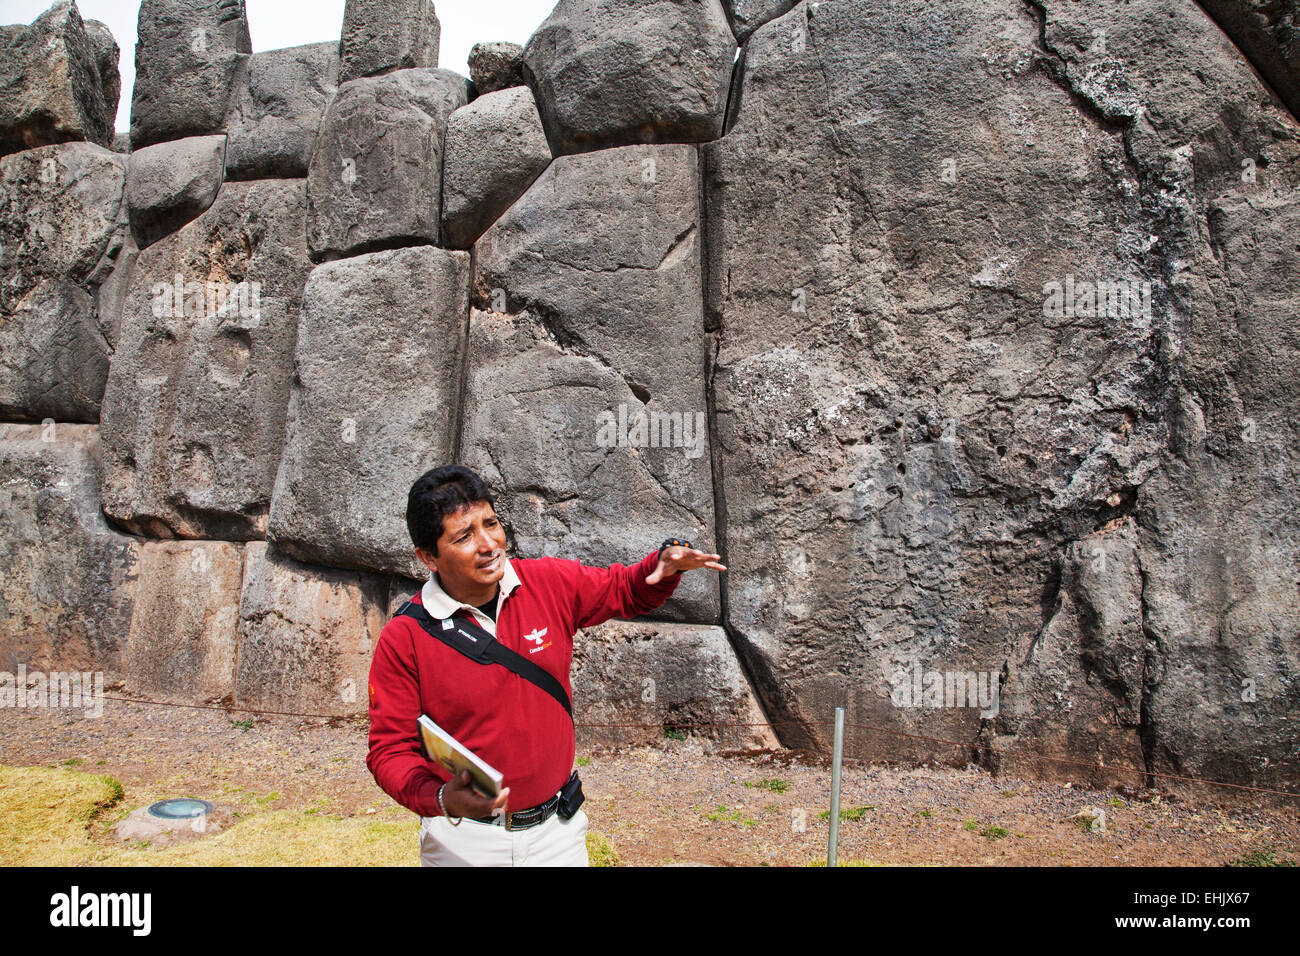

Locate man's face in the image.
[417,501,507,595]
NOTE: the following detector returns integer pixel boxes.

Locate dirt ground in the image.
[1,692,1295,866]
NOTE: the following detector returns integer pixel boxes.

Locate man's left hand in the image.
[646,546,727,585]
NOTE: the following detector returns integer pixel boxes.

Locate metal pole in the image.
[828,705,844,867]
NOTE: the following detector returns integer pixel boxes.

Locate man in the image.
[365,464,725,866]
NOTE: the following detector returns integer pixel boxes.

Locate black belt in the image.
[471,791,563,830]
[468,769,583,831]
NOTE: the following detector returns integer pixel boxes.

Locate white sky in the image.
[0,0,560,132]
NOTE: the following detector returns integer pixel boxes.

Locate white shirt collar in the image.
[419,556,521,637]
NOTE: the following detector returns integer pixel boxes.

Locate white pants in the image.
[419,808,589,867]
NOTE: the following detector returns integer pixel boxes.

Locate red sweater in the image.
[366,550,680,817]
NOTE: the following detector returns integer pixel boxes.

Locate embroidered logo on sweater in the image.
[524,627,551,654]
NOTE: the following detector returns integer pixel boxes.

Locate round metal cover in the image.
[147,798,213,820]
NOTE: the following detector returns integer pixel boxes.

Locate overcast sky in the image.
[0,0,559,132]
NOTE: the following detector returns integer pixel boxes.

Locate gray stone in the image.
[573,620,779,751]
[1130,191,1300,793]
[988,520,1149,787]
[268,246,471,579]
[306,68,469,261]
[235,542,387,716]
[721,0,797,41]
[0,2,116,156]
[441,86,551,249]
[468,41,524,94]
[83,19,121,122]
[224,41,340,180]
[702,0,1300,788]
[1198,1,1300,120]
[0,142,128,420]
[130,0,251,149]
[521,0,736,155]
[339,0,440,83]
[0,142,128,304]
[126,134,226,248]
[0,424,140,673]
[124,541,243,701]
[99,179,312,540]
[95,230,139,348]
[469,144,717,623]
[0,281,107,423]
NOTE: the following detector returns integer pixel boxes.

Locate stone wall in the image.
[2,0,1297,790]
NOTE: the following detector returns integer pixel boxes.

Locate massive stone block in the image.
[704,0,1300,785]
[573,620,778,751]
[468,41,524,95]
[521,0,736,155]
[306,68,469,261]
[126,134,226,248]
[339,0,440,84]
[268,246,471,579]
[235,542,387,716]
[0,282,105,423]
[82,19,121,120]
[100,179,312,540]
[0,424,140,673]
[0,142,128,421]
[468,144,718,623]
[124,541,243,701]
[130,0,252,149]
[441,86,552,249]
[0,2,116,157]
[224,41,340,181]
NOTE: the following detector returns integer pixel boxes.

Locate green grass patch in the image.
[1229,848,1295,867]
[586,830,620,866]
[981,825,1009,841]
[744,778,790,793]
[0,764,416,866]
[705,805,758,827]
[963,819,978,832]
[819,805,874,822]
[575,756,590,767]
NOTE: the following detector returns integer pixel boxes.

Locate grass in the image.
[744,778,790,793]
[981,825,1009,842]
[916,810,932,818]
[705,805,758,827]
[819,805,874,822]
[806,857,892,867]
[663,727,687,741]
[964,819,978,832]
[586,830,620,867]
[231,718,256,732]
[575,756,590,767]
[1229,848,1295,867]
[0,764,414,866]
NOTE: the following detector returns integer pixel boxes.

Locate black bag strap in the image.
[395,600,573,722]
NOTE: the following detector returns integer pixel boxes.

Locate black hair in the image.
[406,465,497,555]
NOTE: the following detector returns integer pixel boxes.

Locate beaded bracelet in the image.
[437,782,462,826]
[657,537,693,566]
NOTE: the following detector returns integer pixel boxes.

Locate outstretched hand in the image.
[646,546,727,585]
